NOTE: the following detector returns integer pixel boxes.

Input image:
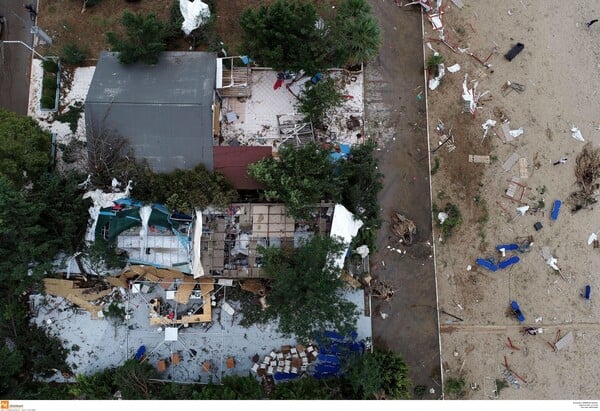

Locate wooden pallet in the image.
[469,154,490,164]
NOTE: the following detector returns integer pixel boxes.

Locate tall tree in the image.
[239,0,329,74]
[297,77,344,128]
[259,235,358,342]
[331,0,382,66]
[0,109,51,188]
[343,349,412,399]
[106,11,167,65]
[248,143,340,219]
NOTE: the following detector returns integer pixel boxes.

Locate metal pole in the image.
[1,40,46,60]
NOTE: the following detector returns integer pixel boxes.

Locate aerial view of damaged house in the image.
[32,49,371,385]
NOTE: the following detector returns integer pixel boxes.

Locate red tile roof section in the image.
[213,146,272,190]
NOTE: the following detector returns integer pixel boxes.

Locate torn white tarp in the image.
[509,127,524,138]
[355,245,370,258]
[191,209,205,278]
[462,74,478,114]
[330,204,364,270]
[180,0,211,36]
[588,232,598,245]
[481,119,496,139]
[138,205,152,257]
[83,183,133,242]
[429,62,445,90]
[571,126,585,142]
[546,257,559,271]
[447,63,460,73]
[516,205,529,215]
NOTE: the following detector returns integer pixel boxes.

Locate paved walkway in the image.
[366,1,441,399]
[0,0,36,114]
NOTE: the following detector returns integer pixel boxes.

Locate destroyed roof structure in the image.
[200,203,336,278]
[85,51,217,172]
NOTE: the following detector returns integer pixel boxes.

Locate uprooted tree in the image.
[568,142,600,212]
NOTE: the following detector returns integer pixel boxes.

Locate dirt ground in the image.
[37,0,174,59]
[426,0,600,400]
[366,1,441,400]
[36,0,340,61]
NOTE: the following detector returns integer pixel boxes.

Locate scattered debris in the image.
[518,158,528,179]
[571,126,585,142]
[469,155,490,164]
[447,63,461,73]
[504,43,525,61]
[568,143,600,211]
[502,153,520,172]
[510,301,525,323]
[582,285,592,302]
[481,119,497,140]
[516,205,529,215]
[371,280,397,301]
[550,330,574,352]
[391,212,417,245]
[504,177,527,203]
[501,81,526,96]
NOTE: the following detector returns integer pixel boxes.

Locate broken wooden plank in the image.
[518,157,528,179]
[500,121,512,143]
[502,152,520,172]
[555,331,574,351]
[469,154,491,164]
[174,280,197,304]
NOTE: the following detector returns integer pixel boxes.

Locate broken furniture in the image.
[504,177,528,204]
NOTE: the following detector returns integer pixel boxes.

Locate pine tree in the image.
[106,11,167,65]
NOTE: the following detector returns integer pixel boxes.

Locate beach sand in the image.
[426,0,600,399]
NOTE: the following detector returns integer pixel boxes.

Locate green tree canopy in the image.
[134,164,239,213]
[0,109,51,188]
[248,143,339,219]
[106,11,167,65]
[259,235,358,342]
[297,77,344,128]
[239,0,329,73]
[331,0,382,66]
[343,349,412,399]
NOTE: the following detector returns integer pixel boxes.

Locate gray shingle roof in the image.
[85,51,216,172]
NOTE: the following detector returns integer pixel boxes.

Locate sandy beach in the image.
[426,0,600,399]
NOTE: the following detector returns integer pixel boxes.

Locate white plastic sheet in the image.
[180,0,211,36]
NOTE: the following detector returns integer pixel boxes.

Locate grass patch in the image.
[54,102,84,133]
[431,157,440,175]
[433,202,462,238]
[40,58,59,110]
[445,377,466,397]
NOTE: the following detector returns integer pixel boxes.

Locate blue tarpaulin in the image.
[476,258,498,272]
[511,301,525,322]
[496,244,519,252]
[498,255,520,269]
[135,345,146,361]
[551,200,562,220]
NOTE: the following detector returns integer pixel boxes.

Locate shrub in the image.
[42,77,56,90]
[40,95,56,109]
[42,59,59,73]
[61,43,87,65]
[445,377,466,397]
[297,77,344,128]
[433,202,462,238]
